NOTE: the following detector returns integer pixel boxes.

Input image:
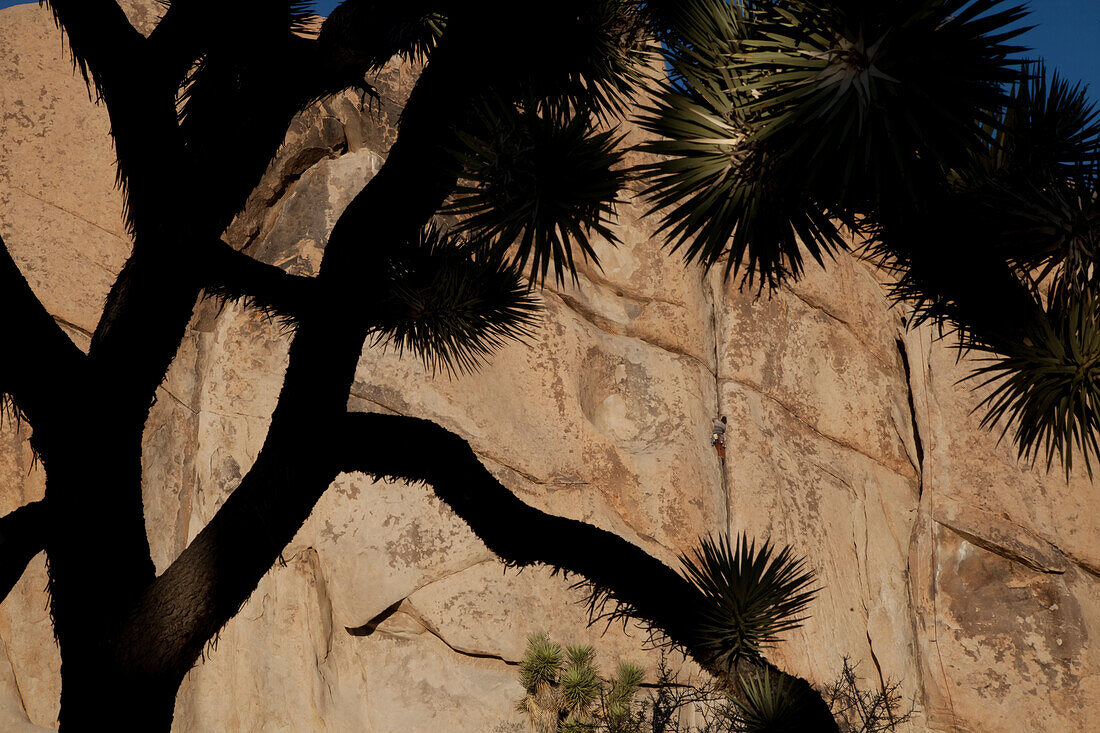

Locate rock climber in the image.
[711,416,727,459]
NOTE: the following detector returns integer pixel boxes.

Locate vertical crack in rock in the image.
[897,333,960,730]
[711,279,730,533]
[895,338,925,493]
[865,631,890,706]
[3,639,30,724]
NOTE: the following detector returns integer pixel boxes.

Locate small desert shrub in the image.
[517,632,647,733]
[822,657,917,733]
[639,651,915,733]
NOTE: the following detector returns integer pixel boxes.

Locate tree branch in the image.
[112,417,344,682]
[105,17,491,681]
[337,411,839,730]
[198,239,319,324]
[337,411,706,645]
[0,500,47,604]
[0,234,86,428]
[44,1,188,240]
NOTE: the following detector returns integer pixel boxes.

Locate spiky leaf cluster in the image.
[603,662,645,732]
[370,225,539,373]
[995,177,1100,288]
[520,632,565,694]
[970,284,1100,477]
[638,0,1029,288]
[518,633,565,733]
[560,644,602,727]
[733,0,1027,203]
[975,75,1100,291]
[975,64,1100,187]
[554,0,652,118]
[679,534,817,670]
[732,672,804,733]
[637,81,848,288]
[449,103,628,285]
[958,65,1100,290]
[635,0,847,288]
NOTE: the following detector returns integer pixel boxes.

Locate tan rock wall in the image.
[2,3,1098,731]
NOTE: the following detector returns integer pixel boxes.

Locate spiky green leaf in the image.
[448,102,628,286]
[519,631,565,693]
[560,657,601,714]
[733,672,805,733]
[679,534,818,669]
[369,224,540,374]
[968,283,1100,478]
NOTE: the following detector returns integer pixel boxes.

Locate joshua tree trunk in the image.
[0,2,841,730]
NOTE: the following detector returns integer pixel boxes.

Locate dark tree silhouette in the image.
[0,0,1096,730]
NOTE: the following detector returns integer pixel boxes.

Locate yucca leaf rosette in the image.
[449,102,629,285]
[733,0,1028,202]
[733,672,805,733]
[971,284,1100,477]
[521,0,653,120]
[976,65,1100,185]
[636,0,849,288]
[679,534,818,669]
[605,661,644,725]
[560,645,601,719]
[994,176,1100,288]
[370,225,539,373]
[638,0,1030,289]
[519,631,564,694]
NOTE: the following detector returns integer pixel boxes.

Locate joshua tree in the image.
[0,0,1095,729]
[516,632,646,733]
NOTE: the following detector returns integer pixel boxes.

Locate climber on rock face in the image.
[711,415,727,460]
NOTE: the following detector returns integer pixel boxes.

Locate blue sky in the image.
[1,0,1098,96]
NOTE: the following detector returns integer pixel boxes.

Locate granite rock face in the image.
[2,3,1099,731]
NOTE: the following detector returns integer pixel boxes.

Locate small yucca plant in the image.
[521,632,565,692]
[679,534,818,670]
[732,671,805,733]
[516,633,646,732]
[560,644,602,727]
[519,632,566,733]
[604,661,645,733]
